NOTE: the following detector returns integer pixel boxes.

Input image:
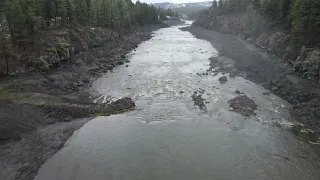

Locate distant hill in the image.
[154,1,211,15]
[154,1,211,9]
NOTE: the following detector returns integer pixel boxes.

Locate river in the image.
[34,21,320,180]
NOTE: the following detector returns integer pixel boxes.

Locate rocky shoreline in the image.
[182,26,320,142]
[193,8,320,84]
[0,23,168,180]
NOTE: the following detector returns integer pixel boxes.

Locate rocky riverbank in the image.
[192,6,320,84]
[0,22,168,180]
[182,26,320,143]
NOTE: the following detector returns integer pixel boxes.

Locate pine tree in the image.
[0,28,10,74]
[74,0,88,24]
[86,0,91,20]
[0,0,166,54]
[0,1,9,74]
[41,0,55,27]
[252,0,260,10]
[89,0,97,26]
[218,0,224,9]
[65,0,75,26]
[291,0,311,45]
[52,0,66,27]
[212,0,218,8]
[308,0,320,45]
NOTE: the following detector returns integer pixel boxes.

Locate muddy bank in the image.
[0,23,166,180]
[182,26,320,138]
[0,98,135,180]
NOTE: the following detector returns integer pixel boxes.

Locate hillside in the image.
[154,1,211,15]
[193,0,320,83]
[0,0,169,76]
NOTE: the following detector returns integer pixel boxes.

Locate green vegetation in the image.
[291,0,320,46]
[209,0,320,47]
[0,0,170,75]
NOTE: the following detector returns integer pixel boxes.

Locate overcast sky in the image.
[133,0,206,4]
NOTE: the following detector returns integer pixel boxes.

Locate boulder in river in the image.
[218,76,228,84]
[117,61,124,65]
[263,92,271,96]
[105,65,113,70]
[191,89,207,112]
[228,95,257,117]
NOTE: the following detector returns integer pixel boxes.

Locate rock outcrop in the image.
[293,47,320,79]
[27,28,119,70]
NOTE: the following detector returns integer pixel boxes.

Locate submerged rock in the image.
[263,92,271,96]
[117,61,124,65]
[191,90,207,112]
[218,76,228,84]
[105,65,113,70]
[228,95,257,117]
[209,56,235,72]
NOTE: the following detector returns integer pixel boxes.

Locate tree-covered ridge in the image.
[1,0,165,45]
[210,0,320,47]
[0,0,173,74]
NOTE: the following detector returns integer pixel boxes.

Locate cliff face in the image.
[193,6,320,83]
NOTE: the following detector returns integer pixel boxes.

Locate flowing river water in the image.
[34,21,320,180]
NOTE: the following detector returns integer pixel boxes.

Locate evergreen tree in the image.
[65,0,75,26]
[252,0,260,10]
[52,0,67,27]
[0,1,9,74]
[291,0,320,46]
[0,27,10,74]
[212,0,218,8]
[0,0,164,51]
[74,0,88,24]
[41,0,55,27]
[218,0,224,9]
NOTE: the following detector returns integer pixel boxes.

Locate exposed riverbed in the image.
[34,21,320,180]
